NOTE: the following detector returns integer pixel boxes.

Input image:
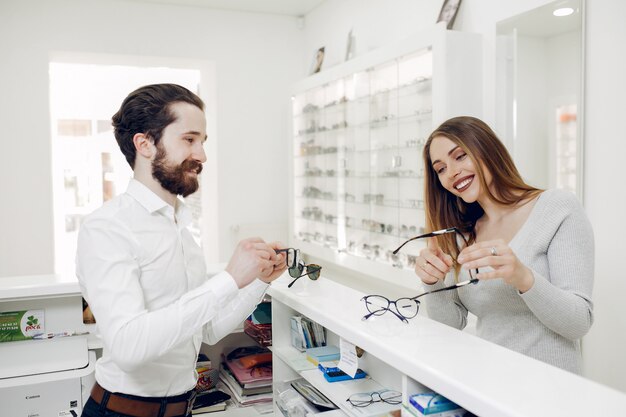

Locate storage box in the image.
[244,318,272,346]
[408,392,462,415]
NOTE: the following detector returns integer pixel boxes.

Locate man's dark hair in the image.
[112,83,204,168]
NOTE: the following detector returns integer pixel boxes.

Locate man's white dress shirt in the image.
[76,179,268,396]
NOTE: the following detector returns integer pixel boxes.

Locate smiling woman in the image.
[422,116,543,263]
[414,115,594,374]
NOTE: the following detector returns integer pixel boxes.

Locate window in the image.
[50,61,202,275]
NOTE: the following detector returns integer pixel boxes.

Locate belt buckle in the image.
[186,390,197,416]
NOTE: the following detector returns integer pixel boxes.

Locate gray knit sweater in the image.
[423,189,594,374]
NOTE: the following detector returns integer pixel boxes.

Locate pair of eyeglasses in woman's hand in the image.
[275,248,322,288]
[361,227,479,322]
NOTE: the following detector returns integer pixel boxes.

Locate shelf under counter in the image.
[272,345,399,417]
[267,274,626,417]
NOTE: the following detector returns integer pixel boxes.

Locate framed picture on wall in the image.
[437,0,462,29]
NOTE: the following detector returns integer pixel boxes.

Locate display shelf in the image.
[268,273,626,417]
[289,23,482,281]
[271,298,402,417]
[197,285,274,417]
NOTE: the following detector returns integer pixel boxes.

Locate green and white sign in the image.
[0,310,45,342]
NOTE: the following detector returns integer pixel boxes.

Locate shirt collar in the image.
[126,179,169,213]
[126,179,192,227]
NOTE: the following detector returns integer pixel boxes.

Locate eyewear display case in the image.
[290,24,482,286]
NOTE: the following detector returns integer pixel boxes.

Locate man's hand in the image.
[258,242,288,284]
[225,237,279,289]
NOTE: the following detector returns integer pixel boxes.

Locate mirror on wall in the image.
[496,0,584,197]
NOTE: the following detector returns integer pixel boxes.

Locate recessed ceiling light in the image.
[553,7,574,17]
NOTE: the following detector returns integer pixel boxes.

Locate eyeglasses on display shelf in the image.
[346,390,402,408]
[360,227,479,323]
[275,248,322,288]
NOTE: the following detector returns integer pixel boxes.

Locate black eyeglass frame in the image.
[360,227,479,323]
[275,248,322,288]
[392,226,479,284]
[346,390,402,408]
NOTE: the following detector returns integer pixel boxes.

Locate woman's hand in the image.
[457,239,534,293]
[415,237,454,285]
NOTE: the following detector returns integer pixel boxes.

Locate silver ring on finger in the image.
[490,246,498,256]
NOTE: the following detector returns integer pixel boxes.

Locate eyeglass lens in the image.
[275,248,323,288]
[288,263,322,287]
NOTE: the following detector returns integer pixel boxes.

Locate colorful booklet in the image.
[305,345,340,366]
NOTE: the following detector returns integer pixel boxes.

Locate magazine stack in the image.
[219,346,273,408]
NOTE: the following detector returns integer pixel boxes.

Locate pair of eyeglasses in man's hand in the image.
[275,248,322,288]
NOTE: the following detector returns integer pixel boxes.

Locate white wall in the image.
[0,0,301,275]
[302,0,551,124]
[582,0,626,394]
[301,0,626,393]
[515,36,549,188]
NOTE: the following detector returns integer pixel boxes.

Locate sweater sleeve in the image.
[422,272,469,330]
[519,196,594,340]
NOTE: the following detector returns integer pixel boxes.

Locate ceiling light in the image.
[553,7,574,17]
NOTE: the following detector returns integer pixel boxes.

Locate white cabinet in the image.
[290,24,482,287]
[0,274,95,416]
[268,275,626,417]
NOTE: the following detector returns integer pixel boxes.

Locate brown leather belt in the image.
[90,382,195,417]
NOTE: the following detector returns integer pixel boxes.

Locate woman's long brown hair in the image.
[422,116,543,271]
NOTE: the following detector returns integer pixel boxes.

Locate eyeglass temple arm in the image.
[361,308,408,323]
[287,276,301,288]
[411,277,479,300]
[392,227,459,254]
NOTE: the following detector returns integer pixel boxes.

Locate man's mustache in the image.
[181,159,203,174]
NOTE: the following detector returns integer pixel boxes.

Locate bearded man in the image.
[76,84,286,417]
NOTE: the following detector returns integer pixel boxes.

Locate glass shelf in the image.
[290,26,482,277]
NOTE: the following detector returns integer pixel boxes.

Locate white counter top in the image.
[0,274,81,302]
[268,275,626,417]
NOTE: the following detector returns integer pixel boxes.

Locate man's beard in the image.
[151,146,203,197]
